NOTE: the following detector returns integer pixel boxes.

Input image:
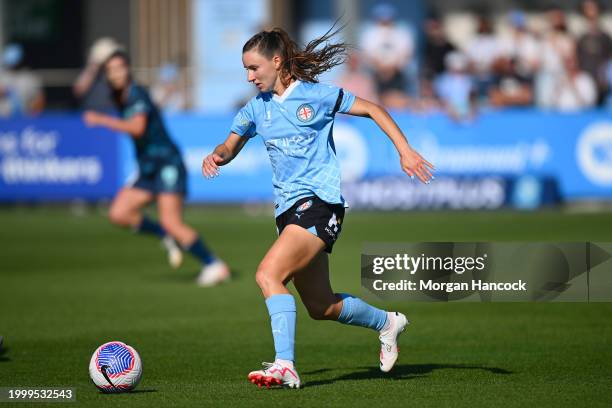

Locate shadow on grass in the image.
[0,346,9,363]
[303,363,512,388]
[99,389,157,395]
[156,268,242,284]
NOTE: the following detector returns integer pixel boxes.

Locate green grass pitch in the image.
[1,207,611,407]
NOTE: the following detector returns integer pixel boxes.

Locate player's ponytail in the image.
[243,21,349,86]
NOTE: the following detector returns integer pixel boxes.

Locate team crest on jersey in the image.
[296,104,315,122]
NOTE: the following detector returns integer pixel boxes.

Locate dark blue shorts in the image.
[131,161,187,196]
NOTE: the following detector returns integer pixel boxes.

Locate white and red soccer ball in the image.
[89,341,142,393]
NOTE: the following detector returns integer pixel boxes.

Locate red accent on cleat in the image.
[248,368,299,389]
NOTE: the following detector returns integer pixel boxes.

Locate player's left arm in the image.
[83,111,147,138]
[346,97,434,183]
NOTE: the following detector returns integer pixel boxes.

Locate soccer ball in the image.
[89,341,142,393]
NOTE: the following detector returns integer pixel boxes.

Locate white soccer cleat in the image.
[196,260,230,287]
[162,236,183,269]
[247,362,301,389]
[379,311,409,373]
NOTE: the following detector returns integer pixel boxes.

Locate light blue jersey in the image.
[231,81,355,216]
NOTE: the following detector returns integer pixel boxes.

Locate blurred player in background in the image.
[202,25,434,388]
[83,50,229,287]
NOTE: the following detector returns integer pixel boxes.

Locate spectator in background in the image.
[551,54,597,111]
[434,51,476,121]
[552,55,597,112]
[335,52,379,103]
[0,43,45,117]
[418,15,453,113]
[361,3,413,108]
[73,37,121,110]
[498,11,540,81]
[464,14,500,100]
[422,15,456,81]
[577,0,612,105]
[412,77,441,113]
[151,63,188,112]
[536,6,576,108]
[489,57,533,107]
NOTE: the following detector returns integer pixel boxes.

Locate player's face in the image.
[242,50,280,92]
[105,57,130,90]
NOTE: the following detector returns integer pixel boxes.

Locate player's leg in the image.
[255,225,326,297]
[293,252,408,372]
[108,187,155,231]
[292,252,342,320]
[286,197,389,331]
[293,251,390,331]
[295,256,387,329]
[109,186,182,268]
[157,193,228,285]
[247,225,325,388]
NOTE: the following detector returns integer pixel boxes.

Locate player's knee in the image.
[305,303,335,321]
[255,261,282,292]
[108,207,131,227]
[255,264,270,291]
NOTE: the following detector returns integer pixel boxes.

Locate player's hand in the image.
[83,111,103,127]
[201,153,224,179]
[400,148,435,184]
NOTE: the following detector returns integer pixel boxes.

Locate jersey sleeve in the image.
[124,87,151,118]
[323,85,356,115]
[336,87,356,114]
[230,100,256,138]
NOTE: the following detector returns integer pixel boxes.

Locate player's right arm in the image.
[203,98,256,178]
[202,132,248,178]
[83,110,147,138]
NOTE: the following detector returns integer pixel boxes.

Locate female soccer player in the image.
[84,50,229,287]
[202,27,434,388]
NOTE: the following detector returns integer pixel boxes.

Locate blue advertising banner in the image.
[401,111,612,199]
[156,111,611,203]
[2,110,611,205]
[0,116,119,201]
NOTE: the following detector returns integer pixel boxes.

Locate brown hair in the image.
[242,23,349,86]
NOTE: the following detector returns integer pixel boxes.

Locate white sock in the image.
[379,312,393,334]
[275,358,294,369]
